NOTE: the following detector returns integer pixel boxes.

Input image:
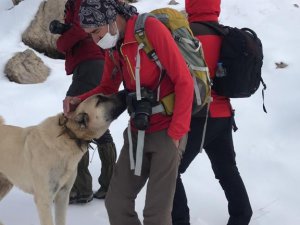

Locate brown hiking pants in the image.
[105,129,187,225]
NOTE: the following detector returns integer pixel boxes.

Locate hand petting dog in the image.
[63,96,82,117]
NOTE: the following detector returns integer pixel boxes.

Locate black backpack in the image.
[199,22,267,112]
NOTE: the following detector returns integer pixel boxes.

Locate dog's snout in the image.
[111,90,127,119]
[116,90,127,103]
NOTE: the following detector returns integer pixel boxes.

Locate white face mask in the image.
[97,23,119,49]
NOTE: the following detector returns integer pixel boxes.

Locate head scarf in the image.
[79,0,137,28]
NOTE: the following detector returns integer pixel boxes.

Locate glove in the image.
[63,96,82,117]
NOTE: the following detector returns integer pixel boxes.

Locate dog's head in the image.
[63,91,126,141]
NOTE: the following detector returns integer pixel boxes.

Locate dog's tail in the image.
[0,116,4,125]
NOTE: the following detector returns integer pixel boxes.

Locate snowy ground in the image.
[0,0,300,224]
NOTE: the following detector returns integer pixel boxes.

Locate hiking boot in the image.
[69,191,93,204]
[93,187,107,199]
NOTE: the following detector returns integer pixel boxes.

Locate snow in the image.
[0,0,300,224]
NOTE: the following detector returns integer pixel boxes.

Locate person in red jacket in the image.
[63,0,194,224]
[171,0,253,224]
[55,0,117,203]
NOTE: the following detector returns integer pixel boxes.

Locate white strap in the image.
[127,120,135,170]
[199,100,211,153]
[181,37,194,45]
[127,104,164,176]
[154,59,163,72]
[134,130,145,176]
[193,75,202,106]
[132,43,166,176]
[154,59,163,102]
[181,37,201,52]
[189,65,209,72]
[157,86,161,102]
[135,43,144,101]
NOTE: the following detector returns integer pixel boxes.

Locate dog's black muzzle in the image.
[110,90,127,120]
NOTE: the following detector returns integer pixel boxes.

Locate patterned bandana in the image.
[79,0,138,28]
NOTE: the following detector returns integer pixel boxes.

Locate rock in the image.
[4,49,50,84]
[275,61,288,69]
[168,0,179,5]
[21,0,66,59]
[11,0,23,6]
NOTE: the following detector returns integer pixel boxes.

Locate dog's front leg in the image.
[54,187,69,225]
[34,194,55,225]
[54,172,76,225]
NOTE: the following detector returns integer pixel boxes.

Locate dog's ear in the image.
[75,112,89,128]
[96,94,110,106]
[58,113,68,126]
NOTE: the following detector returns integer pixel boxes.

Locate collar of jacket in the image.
[122,15,139,45]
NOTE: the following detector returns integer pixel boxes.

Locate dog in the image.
[0,91,126,225]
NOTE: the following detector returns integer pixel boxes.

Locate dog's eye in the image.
[75,112,89,128]
[96,94,110,106]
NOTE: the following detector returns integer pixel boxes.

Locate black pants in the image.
[172,117,252,225]
[66,59,116,195]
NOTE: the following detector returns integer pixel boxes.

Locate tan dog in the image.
[0,92,126,225]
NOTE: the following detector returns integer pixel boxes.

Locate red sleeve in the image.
[145,18,194,140]
[56,25,89,53]
[78,51,123,100]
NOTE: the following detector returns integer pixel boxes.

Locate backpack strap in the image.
[127,103,165,176]
[135,13,158,61]
[134,13,165,101]
[261,77,267,113]
[127,122,145,176]
[193,21,229,36]
[129,15,168,176]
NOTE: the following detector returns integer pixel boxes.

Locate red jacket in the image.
[79,15,194,140]
[56,0,104,75]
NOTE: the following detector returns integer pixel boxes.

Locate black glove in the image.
[49,20,71,35]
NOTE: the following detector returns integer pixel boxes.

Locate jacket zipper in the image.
[120,41,137,83]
